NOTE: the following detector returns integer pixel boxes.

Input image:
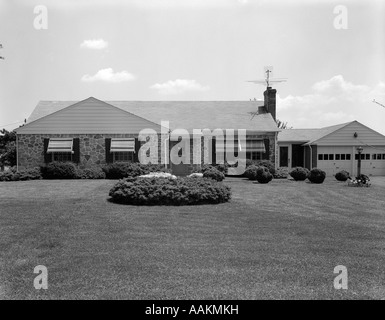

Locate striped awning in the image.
[110,138,135,152]
[246,139,265,152]
[47,138,73,153]
[216,140,240,152]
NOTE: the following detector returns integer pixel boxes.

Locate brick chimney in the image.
[263,87,277,121]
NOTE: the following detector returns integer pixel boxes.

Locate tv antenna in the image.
[373,99,385,109]
[247,66,287,88]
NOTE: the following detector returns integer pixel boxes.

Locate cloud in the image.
[80,39,108,50]
[81,68,135,83]
[150,79,210,95]
[277,75,385,132]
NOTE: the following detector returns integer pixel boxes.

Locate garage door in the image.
[316,146,385,176]
[317,146,353,176]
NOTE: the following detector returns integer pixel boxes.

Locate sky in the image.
[0,0,384,134]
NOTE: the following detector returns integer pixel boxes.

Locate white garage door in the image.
[316,146,385,176]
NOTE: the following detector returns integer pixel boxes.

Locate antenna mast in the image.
[247,66,287,89]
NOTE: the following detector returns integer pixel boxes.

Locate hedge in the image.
[109,176,231,205]
[102,162,169,179]
[308,168,326,184]
[289,167,309,181]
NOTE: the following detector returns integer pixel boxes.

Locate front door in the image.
[279,146,289,167]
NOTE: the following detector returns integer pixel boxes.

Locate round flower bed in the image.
[109,176,231,206]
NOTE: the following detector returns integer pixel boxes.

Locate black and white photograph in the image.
[0,0,384,306]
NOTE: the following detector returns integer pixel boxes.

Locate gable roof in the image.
[278,122,352,144]
[21,98,280,133]
[15,97,164,134]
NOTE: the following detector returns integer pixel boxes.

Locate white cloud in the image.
[150,79,210,95]
[80,39,108,50]
[81,68,135,83]
[277,75,385,132]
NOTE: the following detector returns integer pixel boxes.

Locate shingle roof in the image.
[26,99,280,132]
[278,122,353,144]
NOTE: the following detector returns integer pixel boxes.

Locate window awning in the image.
[110,138,135,152]
[216,140,240,152]
[246,140,265,152]
[47,138,73,153]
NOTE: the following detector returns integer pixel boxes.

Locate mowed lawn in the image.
[0,177,385,300]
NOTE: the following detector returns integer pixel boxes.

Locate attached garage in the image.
[278,121,385,177]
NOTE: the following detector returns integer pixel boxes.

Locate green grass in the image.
[0,177,384,300]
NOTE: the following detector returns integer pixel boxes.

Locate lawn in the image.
[0,177,384,299]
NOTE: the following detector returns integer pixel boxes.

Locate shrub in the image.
[102,163,169,179]
[308,168,326,184]
[40,162,77,179]
[109,177,231,205]
[289,167,309,181]
[274,167,289,179]
[335,170,350,182]
[255,166,273,184]
[203,168,225,181]
[76,167,106,179]
[187,173,203,178]
[244,165,259,180]
[246,160,275,175]
[0,167,42,182]
[198,163,228,175]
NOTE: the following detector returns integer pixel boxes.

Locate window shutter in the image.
[105,138,113,163]
[73,138,80,163]
[263,138,270,160]
[43,138,51,163]
[212,138,216,165]
[134,138,140,163]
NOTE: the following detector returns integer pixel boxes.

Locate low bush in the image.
[76,167,106,179]
[289,167,309,181]
[198,163,228,175]
[255,166,273,184]
[40,162,77,179]
[274,167,289,179]
[203,168,225,181]
[244,165,259,180]
[0,167,42,182]
[244,165,273,183]
[102,163,169,179]
[335,170,350,182]
[308,168,326,184]
[246,160,275,175]
[109,177,231,205]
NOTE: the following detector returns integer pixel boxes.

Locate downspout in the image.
[309,144,312,170]
[16,134,19,172]
[275,131,278,170]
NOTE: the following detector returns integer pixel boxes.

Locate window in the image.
[47,138,74,162]
[341,154,346,160]
[318,154,323,160]
[365,154,370,160]
[377,154,382,160]
[246,139,265,153]
[373,154,377,160]
[53,152,72,162]
[335,154,340,160]
[323,154,329,160]
[329,154,334,160]
[113,152,134,162]
[383,154,385,160]
[246,151,263,160]
[110,138,135,163]
[346,154,351,160]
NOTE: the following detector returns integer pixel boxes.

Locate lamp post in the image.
[357,146,363,177]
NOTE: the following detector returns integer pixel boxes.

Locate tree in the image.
[0,129,17,167]
[276,119,292,129]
